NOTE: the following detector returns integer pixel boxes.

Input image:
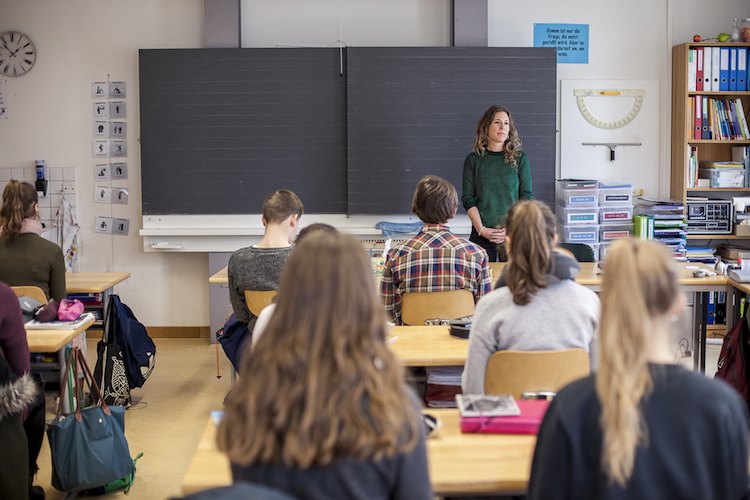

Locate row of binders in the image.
[687,97,749,140]
[688,46,748,92]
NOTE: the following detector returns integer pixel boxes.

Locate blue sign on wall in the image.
[533,24,589,64]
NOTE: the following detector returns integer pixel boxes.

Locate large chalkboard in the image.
[139,47,556,216]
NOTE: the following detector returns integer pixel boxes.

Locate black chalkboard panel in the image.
[139,48,347,215]
[346,46,556,214]
[139,47,556,216]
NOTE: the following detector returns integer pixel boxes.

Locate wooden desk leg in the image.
[699,292,707,373]
[58,347,71,414]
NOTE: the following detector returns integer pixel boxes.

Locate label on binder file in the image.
[603,194,630,203]
[602,212,629,221]
[570,230,597,240]
[602,230,629,239]
[568,213,596,223]
[568,195,597,205]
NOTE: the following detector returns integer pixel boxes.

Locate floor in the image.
[36,336,232,500]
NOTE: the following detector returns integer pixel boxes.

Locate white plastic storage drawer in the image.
[599,206,633,224]
[557,188,599,208]
[599,223,634,241]
[599,188,633,206]
[598,178,634,189]
[557,206,599,225]
[561,224,599,243]
[556,179,598,190]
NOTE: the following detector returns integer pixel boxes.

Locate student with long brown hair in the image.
[528,239,750,499]
[218,231,432,500]
[461,200,599,394]
[0,180,66,301]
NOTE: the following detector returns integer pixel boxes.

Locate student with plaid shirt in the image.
[380,176,492,325]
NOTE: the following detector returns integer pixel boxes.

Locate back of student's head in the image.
[596,238,679,487]
[296,223,337,243]
[411,175,459,224]
[0,180,38,243]
[262,189,303,225]
[504,200,556,305]
[218,231,417,468]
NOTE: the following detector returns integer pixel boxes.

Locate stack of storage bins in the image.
[597,179,634,260]
[556,179,634,261]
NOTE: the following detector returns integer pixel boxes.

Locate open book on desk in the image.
[24,312,95,330]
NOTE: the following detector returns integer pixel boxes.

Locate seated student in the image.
[0,282,45,500]
[227,189,303,331]
[380,175,492,325]
[218,232,432,500]
[461,200,600,395]
[528,239,750,500]
[250,223,337,348]
[0,180,66,301]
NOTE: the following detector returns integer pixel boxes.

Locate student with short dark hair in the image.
[528,238,750,500]
[461,200,599,394]
[227,190,303,329]
[380,175,491,325]
[219,231,432,500]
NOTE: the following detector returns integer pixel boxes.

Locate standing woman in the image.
[218,231,432,500]
[0,180,66,301]
[528,239,750,500]
[462,106,533,261]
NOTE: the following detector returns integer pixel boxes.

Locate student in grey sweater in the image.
[227,190,303,329]
[461,200,600,395]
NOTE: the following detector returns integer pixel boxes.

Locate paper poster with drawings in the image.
[109,101,126,118]
[110,121,126,138]
[93,101,109,118]
[92,82,108,98]
[113,218,130,236]
[95,216,113,234]
[0,79,8,119]
[94,163,111,181]
[560,80,660,199]
[111,162,128,180]
[94,186,112,204]
[93,140,110,157]
[93,121,109,138]
[109,81,125,98]
[110,140,127,157]
[112,187,128,205]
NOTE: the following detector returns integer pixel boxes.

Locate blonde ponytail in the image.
[0,180,38,242]
[504,200,556,305]
[596,239,679,486]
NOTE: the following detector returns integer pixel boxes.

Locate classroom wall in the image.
[1,0,747,327]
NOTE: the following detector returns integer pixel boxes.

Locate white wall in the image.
[1,0,748,327]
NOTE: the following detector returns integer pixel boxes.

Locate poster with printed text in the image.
[109,81,126,98]
[112,187,129,205]
[93,102,109,119]
[94,163,111,181]
[95,216,113,234]
[93,121,109,138]
[109,101,126,118]
[113,218,130,236]
[109,121,126,138]
[110,140,127,157]
[92,82,108,99]
[93,140,109,157]
[94,186,112,204]
[110,162,128,180]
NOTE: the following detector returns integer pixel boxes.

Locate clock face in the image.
[0,31,36,77]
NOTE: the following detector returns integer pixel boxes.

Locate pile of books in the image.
[633,198,687,260]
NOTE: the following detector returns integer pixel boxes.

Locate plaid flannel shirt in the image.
[380,224,492,325]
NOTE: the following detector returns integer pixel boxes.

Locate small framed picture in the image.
[109,81,126,98]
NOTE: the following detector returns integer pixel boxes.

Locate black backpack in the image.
[109,295,156,389]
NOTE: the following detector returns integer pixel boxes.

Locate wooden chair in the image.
[11,285,48,304]
[483,348,590,399]
[400,289,475,326]
[243,290,277,318]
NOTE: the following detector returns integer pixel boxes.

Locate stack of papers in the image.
[24,312,95,330]
[635,198,687,260]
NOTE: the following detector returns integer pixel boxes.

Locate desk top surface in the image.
[182,409,536,496]
[388,325,466,367]
[65,272,131,293]
[25,317,95,352]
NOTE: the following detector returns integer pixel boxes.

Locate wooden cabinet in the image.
[670,42,750,240]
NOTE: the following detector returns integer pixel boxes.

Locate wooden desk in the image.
[209,267,228,284]
[182,409,535,496]
[388,325,466,367]
[66,271,131,319]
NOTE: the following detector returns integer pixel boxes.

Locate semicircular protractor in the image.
[574,89,646,130]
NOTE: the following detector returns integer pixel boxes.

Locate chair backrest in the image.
[557,243,595,263]
[400,289,475,326]
[11,286,48,305]
[483,349,590,399]
[244,290,277,317]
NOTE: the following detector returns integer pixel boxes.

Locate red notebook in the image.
[459,399,551,435]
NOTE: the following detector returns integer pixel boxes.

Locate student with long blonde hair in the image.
[218,231,432,500]
[529,239,749,499]
[461,200,599,394]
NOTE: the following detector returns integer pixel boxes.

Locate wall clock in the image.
[0,31,36,77]
[574,89,646,129]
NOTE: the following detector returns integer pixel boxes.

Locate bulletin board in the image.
[560,80,660,198]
